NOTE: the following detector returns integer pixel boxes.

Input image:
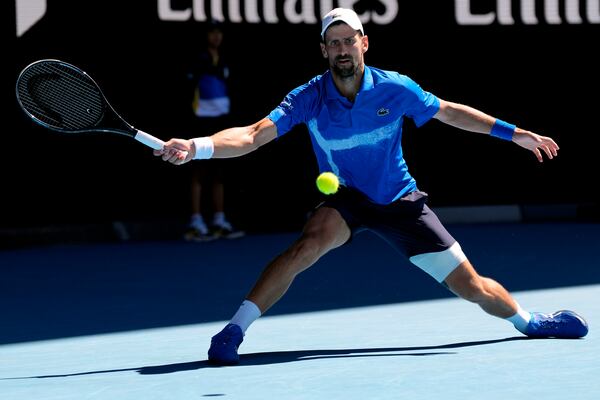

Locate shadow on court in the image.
[1,222,599,345]
[3,336,532,379]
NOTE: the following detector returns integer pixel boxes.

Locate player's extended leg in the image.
[444,260,519,318]
[207,206,351,365]
[245,207,350,312]
[444,260,588,338]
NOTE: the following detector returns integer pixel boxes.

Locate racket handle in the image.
[134,130,189,158]
[134,130,165,149]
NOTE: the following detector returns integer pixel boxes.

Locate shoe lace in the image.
[214,326,241,345]
[537,316,564,331]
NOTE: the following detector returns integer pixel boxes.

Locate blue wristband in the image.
[490,119,515,141]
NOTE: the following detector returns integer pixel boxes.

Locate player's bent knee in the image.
[287,234,333,270]
[304,208,350,249]
[298,229,337,256]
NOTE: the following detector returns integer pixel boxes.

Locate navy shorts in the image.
[318,187,467,282]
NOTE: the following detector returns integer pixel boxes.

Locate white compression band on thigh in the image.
[409,242,467,282]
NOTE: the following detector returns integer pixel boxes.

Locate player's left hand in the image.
[512,129,559,162]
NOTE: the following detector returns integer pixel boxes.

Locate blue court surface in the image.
[1,222,599,399]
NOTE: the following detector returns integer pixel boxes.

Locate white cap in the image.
[320,8,364,40]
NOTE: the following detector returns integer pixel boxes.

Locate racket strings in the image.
[25,66,102,128]
[18,63,104,130]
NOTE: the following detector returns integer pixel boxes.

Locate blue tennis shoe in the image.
[208,324,244,365]
[525,310,589,338]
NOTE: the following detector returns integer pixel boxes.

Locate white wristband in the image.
[192,137,214,160]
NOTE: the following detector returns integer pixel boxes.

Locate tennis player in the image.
[156,8,589,365]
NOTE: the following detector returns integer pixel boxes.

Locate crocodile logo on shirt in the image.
[377,107,390,116]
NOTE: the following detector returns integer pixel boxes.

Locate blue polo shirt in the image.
[267,66,440,204]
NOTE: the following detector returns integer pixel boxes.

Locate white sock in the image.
[213,211,226,227]
[190,214,208,233]
[505,303,532,333]
[191,213,204,225]
[229,300,261,333]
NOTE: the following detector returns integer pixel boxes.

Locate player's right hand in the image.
[153,138,194,165]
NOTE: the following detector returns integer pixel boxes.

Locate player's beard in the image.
[331,56,357,80]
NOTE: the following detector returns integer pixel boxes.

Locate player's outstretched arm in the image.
[434,100,559,162]
[211,117,278,158]
[154,117,278,165]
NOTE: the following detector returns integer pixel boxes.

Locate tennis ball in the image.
[316,172,339,195]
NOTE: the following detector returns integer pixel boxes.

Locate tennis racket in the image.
[16,59,184,155]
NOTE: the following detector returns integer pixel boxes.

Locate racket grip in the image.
[134,130,165,149]
[134,130,189,158]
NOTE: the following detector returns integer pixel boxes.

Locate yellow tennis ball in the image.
[316,172,339,195]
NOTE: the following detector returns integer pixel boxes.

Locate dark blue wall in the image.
[6,1,599,230]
